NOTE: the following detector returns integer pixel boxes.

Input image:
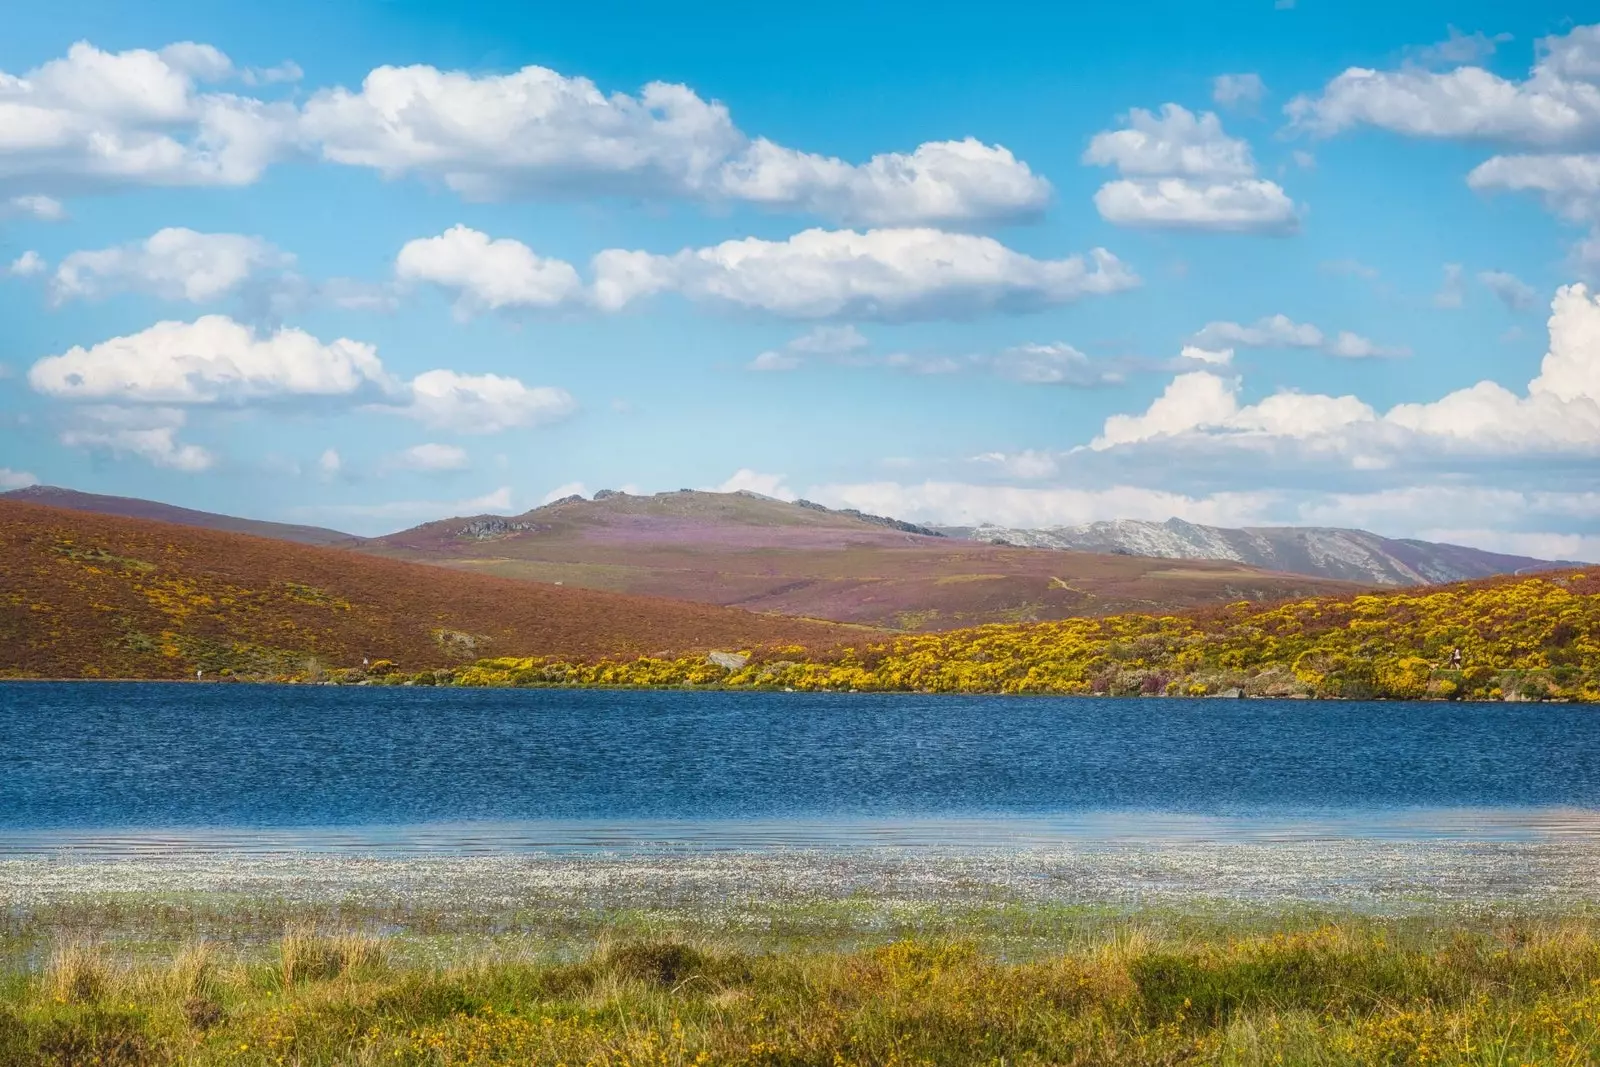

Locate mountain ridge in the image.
[937,517,1586,586]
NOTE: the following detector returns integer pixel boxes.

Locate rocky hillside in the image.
[940,517,1583,586]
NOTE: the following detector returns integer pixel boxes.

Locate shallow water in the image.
[4,683,1599,855]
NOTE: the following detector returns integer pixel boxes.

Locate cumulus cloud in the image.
[541,481,587,503]
[395,224,584,314]
[592,227,1138,319]
[299,62,1047,225]
[26,316,575,466]
[394,226,1132,322]
[401,369,575,434]
[0,467,38,489]
[1288,23,1600,146]
[28,315,390,403]
[48,227,292,304]
[747,327,866,372]
[1084,104,1300,233]
[711,468,796,500]
[1212,73,1266,110]
[299,486,516,531]
[1480,269,1539,310]
[0,41,296,196]
[59,406,214,471]
[1092,283,1600,458]
[318,448,342,478]
[394,442,469,471]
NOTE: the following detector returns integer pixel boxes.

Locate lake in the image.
[4,682,1599,855]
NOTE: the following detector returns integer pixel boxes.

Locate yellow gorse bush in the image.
[393,572,1600,701]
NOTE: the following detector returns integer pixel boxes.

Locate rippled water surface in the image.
[4,683,1599,855]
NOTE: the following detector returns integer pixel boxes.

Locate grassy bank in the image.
[8,915,1600,1064]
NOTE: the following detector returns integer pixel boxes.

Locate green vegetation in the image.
[9,914,1600,1064]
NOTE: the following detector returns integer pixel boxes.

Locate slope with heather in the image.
[450,570,1600,701]
[0,501,858,680]
[359,490,1365,628]
[0,485,355,547]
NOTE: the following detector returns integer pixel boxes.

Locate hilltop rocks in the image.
[707,651,749,670]
[454,518,536,540]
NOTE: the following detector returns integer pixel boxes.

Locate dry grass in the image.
[8,918,1600,1064]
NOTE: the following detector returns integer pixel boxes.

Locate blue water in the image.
[2,683,1598,842]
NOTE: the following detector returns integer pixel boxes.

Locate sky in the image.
[3,0,1600,557]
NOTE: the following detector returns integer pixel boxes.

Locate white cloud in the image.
[1191,314,1324,349]
[1434,263,1466,308]
[395,442,469,471]
[1287,23,1600,147]
[28,316,574,443]
[29,315,390,403]
[1180,344,1234,365]
[592,227,1138,319]
[717,137,1051,226]
[395,224,584,314]
[748,350,801,371]
[988,342,1124,385]
[805,479,1275,529]
[1092,282,1600,458]
[1468,153,1600,221]
[1084,104,1300,233]
[711,468,796,500]
[972,449,1059,479]
[1212,73,1266,110]
[0,41,295,196]
[59,406,213,471]
[5,194,65,220]
[747,325,867,371]
[1412,27,1515,68]
[1479,269,1539,310]
[318,448,342,478]
[8,250,44,277]
[49,227,292,303]
[300,62,1046,225]
[401,369,576,434]
[1190,314,1404,358]
[786,324,867,354]
[541,481,587,503]
[1325,330,1410,359]
[0,467,37,489]
[1092,178,1299,233]
[240,61,303,87]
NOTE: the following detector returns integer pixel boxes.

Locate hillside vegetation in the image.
[360,489,1364,629]
[446,570,1600,701]
[0,501,857,680]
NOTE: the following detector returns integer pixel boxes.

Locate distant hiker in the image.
[1447,647,1462,669]
[196,668,203,681]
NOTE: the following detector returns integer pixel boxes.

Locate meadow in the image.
[9,910,1600,1065]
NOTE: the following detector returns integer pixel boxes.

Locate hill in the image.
[451,569,1600,702]
[938,517,1585,586]
[0,500,858,680]
[357,489,1365,629]
[0,485,354,547]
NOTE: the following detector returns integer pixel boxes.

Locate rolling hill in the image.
[939,517,1585,586]
[0,499,858,680]
[0,485,355,546]
[356,489,1365,628]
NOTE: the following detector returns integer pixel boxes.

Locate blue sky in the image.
[3,0,1599,557]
